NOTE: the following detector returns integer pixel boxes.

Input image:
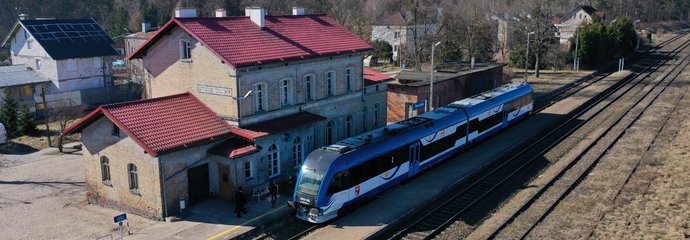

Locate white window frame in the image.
[27,40,32,49]
[100,156,111,183]
[253,83,267,112]
[304,74,316,101]
[244,159,253,179]
[293,137,303,168]
[179,39,192,60]
[326,71,337,96]
[345,67,355,92]
[128,163,138,192]
[280,79,292,106]
[268,144,280,178]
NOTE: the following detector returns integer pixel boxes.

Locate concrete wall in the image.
[81,117,164,220]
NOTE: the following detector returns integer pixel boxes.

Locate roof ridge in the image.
[101,92,191,109]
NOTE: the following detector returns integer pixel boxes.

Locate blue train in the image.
[288,82,533,223]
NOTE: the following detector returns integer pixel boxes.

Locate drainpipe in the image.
[158,158,168,219]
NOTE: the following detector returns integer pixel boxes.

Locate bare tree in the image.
[50,106,85,153]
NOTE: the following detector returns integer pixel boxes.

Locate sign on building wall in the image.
[197,84,232,96]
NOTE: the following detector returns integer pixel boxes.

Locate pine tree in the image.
[16,104,36,135]
[0,90,19,136]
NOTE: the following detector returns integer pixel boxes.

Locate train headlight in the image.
[309,207,321,217]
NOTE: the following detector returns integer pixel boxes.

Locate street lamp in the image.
[430,41,441,111]
[525,31,535,83]
[231,90,253,126]
[634,20,641,50]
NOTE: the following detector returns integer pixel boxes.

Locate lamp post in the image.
[634,20,641,51]
[430,41,441,111]
[525,31,535,83]
[232,90,253,126]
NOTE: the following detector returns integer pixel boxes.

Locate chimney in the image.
[292,7,305,15]
[141,22,152,32]
[245,7,265,28]
[175,7,197,18]
[215,8,227,17]
[18,13,29,20]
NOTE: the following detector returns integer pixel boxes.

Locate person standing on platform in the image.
[268,181,278,208]
[235,187,247,218]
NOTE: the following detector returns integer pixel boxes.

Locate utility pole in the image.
[430,42,441,111]
[574,27,579,71]
[525,32,535,83]
[40,85,51,147]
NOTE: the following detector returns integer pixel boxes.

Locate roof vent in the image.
[245,7,265,28]
[18,13,29,20]
[215,8,227,17]
[292,7,305,15]
[175,7,197,18]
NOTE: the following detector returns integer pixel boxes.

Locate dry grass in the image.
[7,118,81,152]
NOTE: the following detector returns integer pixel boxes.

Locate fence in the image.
[40,83,142,110]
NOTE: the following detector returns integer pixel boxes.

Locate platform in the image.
[304,71,632,240]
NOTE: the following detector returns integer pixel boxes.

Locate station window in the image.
[267,144,280,177]
[128,163,138,192]
[100,156,111,183]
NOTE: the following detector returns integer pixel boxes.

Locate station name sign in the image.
[198,84,232,96]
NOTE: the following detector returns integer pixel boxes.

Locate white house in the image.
[2,15,118,93]
[371,12,437,62]
[556,3,606,45]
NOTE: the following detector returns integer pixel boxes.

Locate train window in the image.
[327,171,351,195]
[455,123,468,140]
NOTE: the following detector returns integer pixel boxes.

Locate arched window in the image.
[100,156,111,182]
[346,115,353,137]
[326,121,334,145]
[293,137,303,168]
[304,74,315,101]
[373,104,380,127]
[128,163,138,191]
[280,79,292,106]
[326,71,336,96]
[253,83,267,112]
[268,144,280,177]
[345,68,355,92]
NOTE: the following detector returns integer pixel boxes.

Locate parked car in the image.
[0,123,7,145]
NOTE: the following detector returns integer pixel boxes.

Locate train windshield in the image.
[297,168,324,196]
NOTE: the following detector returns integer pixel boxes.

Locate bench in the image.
[252,183,278,203]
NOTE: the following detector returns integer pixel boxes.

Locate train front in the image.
[288,149,340,223]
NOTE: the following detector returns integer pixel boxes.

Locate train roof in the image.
[324,82,532,155]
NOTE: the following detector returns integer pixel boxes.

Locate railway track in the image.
[246,33,690,240]
[488,38,690,240]
[381,33,690,240]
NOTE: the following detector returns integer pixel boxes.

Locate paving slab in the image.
[304,71,632,240]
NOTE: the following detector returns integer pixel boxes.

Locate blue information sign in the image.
[114,213,127,223]
[412,100,426,110]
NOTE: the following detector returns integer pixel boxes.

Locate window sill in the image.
[181,59,193,63]
[269,174,281,181]
[130,189,141,196]
[102,181,112,187]
[245,177,254,181]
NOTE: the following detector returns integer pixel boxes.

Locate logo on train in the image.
[355,185,361,196]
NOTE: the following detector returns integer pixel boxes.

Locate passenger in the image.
[235,187,248,218]
[268,181,278,208]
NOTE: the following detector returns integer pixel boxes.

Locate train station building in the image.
[62,6,387,219]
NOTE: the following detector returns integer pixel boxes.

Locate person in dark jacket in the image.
[235,187,247,218]
[268,181,278,208]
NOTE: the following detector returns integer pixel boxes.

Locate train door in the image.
[408,142,421,176]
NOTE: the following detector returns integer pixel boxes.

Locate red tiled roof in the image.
[208,137,259,159]
[229,126,267,140]
[377,12,406,26]
[62,93,236,157]
[129,15,373,68]
[364,68,394,86]
[243,112,326,137]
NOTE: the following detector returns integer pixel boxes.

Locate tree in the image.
[16,104,35,135]
[371,40,394,62]
[570,17,636,67]
[0,90,19,136]
[51,106,84,153]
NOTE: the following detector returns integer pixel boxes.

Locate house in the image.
[387,63,505,122]
[62,93,258,219]
[0,64,51,112]
[491,13,515,62]
[1,15,118,93]
[371,12,438,62]
[556,2,606,45]
[124,23,158,85]
[63,6,386,219]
